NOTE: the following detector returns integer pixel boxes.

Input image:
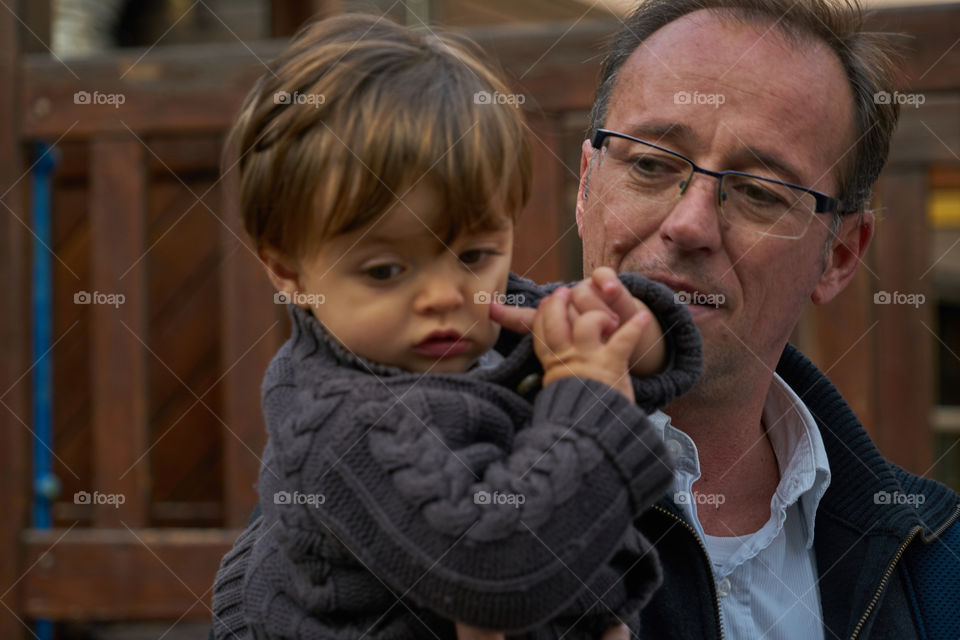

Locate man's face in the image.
[577,10,857,393]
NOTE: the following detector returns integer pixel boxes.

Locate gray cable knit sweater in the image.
[211,272,702,639]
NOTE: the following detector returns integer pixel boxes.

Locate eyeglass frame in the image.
[589,128,843,217]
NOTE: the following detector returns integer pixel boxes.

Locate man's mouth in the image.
[414,330,471,357]
[648,275,727,311]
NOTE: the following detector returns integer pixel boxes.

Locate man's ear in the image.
[259,245,301,296]
[575,139,594,238]
[811,211,875,305]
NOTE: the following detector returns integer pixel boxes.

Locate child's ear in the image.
[259,245,301,295]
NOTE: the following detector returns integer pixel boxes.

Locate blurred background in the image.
[0,0,958,638]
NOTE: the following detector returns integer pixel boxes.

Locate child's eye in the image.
[365,264,404,280]
[459,249,501,266]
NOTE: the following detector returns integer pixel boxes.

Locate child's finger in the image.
[605,309,653,356]
[571,309,619,348]
[570,279,620,325]
[534,287,573,351]
[591,267,644,323]
[490,300,536,334]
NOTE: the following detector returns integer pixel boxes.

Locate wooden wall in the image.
[1,3,958,636]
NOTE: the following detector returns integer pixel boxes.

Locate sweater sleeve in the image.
[261,371,672,633]
[504,271,702,414]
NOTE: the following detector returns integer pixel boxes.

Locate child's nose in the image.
[415,275,465,313]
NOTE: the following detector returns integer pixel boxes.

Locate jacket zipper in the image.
[652,505,725,639]
[848,500,960,640]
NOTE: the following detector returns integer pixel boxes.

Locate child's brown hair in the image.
[227,13,532,260]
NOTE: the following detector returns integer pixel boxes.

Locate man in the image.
[497,0,960,637]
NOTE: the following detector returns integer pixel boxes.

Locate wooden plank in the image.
[19,21,616,140]
[0,0,30,637]
[20,528,239,620]
[803,256,877,439]
[513,112,568,283]
[270,0,341,37]
[872,168,934,476]
[865,5,960,93]
[88,135,150,526]
[20,41,283,140]
[219,160,280,528]
[886,95,960,168]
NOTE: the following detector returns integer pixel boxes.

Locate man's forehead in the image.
[604,9,855,191]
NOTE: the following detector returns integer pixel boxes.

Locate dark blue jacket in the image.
[636,344,960,639]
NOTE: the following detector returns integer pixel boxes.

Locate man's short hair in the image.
[227,14,531,259]
[589,0,902,214]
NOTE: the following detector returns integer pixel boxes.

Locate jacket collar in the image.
[775,343,958,539]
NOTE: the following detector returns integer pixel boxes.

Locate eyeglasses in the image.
[589,129,841,239]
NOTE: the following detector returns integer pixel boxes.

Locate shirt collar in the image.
[763,372,831,548]
[648,372,831,550]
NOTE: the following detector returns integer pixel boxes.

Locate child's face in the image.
[295,184,514,373]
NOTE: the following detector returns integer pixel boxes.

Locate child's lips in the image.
[414,331,470,358]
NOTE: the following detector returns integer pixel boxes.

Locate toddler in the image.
[211,13,701,640]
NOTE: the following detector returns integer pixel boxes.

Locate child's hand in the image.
[569,267,667,377]
[533,286,652,402]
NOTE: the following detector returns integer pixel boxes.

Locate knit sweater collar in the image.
[775,343,959,539]
[286,304,542,387]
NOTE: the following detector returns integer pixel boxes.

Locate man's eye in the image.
[365,264,404,280]
[634,157,668,173]
[740,182,786,206]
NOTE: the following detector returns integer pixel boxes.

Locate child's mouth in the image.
[414,331,470,357]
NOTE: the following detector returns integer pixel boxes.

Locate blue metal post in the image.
[31,142,58,640]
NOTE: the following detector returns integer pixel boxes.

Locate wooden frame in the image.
[2,4,958,636]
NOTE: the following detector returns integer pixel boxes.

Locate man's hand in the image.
[569,267,667,377]
[533,286,651,402]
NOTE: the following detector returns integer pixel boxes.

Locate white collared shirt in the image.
[651,373,831,640]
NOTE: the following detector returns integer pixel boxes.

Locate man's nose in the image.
[658,173,724,253]
[414,272,465,313]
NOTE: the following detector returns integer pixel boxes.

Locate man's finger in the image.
[490,301,536,334]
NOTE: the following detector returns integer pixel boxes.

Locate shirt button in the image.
[516,373,542,396]
[717,577,731,597]
[666,439,683,459]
